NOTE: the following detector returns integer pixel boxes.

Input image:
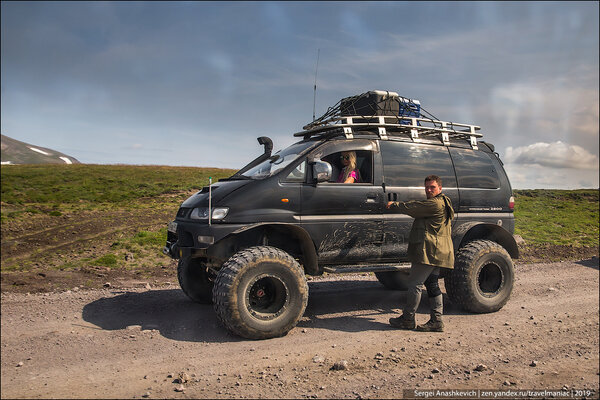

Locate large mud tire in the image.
[445,240,514,313]
[177,257,214,304]
[212,246,308,340]
[374,270,410,291]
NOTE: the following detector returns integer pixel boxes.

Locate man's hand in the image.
[386,201,395,209]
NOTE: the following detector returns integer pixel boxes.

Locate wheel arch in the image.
[209,223,319,275]
[454,222,519,259]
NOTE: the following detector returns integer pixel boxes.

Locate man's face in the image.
[425,180,442,199]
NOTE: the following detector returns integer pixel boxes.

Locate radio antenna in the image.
[312,48,320,121]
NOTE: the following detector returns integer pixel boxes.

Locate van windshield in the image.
[241,141,313,180]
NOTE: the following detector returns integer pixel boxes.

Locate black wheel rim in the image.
[477,262,504,297]
[245,274,289,320]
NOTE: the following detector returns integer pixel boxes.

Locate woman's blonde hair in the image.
[341,151,357,181]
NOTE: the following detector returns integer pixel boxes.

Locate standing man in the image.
[385,175,454,332]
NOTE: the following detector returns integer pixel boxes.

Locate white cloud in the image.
[504,141,599,189]
[505,141,598,170]
[504,163,599,190]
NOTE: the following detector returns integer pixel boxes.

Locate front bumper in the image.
[163,219,248,259]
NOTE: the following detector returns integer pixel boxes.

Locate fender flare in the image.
[453,221,519,259]
[229,222,320,275]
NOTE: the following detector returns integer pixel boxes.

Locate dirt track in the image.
[1,258,598,399]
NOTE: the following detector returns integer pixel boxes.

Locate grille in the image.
[177,207,190,218]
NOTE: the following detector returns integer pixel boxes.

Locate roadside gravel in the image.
[1,258,598,399]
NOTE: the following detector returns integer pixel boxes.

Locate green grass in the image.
[1,164,235,220]
[132,228,168,247]
[90,253,119,268]
[513,189,599,247]
[1,165,598,269]
[1,164,234,204]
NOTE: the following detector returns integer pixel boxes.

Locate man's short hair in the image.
[425,175,442,187]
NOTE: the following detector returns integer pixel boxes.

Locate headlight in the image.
[211,207,229,220]
[190,207,229,220]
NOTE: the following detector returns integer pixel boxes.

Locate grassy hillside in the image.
[3,165,598,247]
[1,165,598,283]
[1,164,237,283]
[513,189,599,247]
[1,164,236,218]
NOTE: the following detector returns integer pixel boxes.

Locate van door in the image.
[300,139,385,264]
[380,140,459,262]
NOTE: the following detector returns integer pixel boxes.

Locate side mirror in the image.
[312,161,332,183]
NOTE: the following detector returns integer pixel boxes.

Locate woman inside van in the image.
[337,151,360,183]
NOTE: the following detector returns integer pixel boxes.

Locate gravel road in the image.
[1,258,598,399]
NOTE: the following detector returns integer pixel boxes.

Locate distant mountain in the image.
[1,134,81,165]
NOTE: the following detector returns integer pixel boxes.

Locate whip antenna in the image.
[312,48,320,121]
[208,177,212,226]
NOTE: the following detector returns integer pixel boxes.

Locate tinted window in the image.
[380,141,456,187]
[449,148,500,189]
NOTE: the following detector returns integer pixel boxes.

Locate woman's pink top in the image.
[337,169,359,183]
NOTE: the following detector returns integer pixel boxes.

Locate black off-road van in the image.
[164,90,518,340]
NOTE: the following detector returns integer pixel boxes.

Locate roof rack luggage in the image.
[295,90,482,149]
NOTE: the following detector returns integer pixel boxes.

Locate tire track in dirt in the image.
[1,209,174,265]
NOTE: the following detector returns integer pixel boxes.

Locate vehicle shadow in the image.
[81,279,470,342]
[575,257,599,270]
[81,289,240,343]
[299,279,469,333]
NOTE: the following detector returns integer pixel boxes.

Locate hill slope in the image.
[0,165,597,293]
[1,134,81,165]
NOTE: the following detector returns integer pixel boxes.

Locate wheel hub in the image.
[246,274,289,320]
[478,262,504,296]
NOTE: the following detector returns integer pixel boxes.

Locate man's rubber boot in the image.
[389,314,416,330]
[415,318,444,332]
[416,295,444,332]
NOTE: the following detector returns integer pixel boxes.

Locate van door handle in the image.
[366,194,378,203]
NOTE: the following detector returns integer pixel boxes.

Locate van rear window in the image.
[449,148,500,189]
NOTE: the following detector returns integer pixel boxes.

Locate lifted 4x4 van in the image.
[164,90,518,340]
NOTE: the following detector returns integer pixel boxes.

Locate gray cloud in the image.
[505,141,599,170]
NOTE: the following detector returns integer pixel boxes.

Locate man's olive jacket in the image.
[390,193,455,269]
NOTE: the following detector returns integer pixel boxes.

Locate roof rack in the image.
[294,91,482,149]
[294,115,482,149]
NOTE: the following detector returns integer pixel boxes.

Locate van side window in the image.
[380,141,456,187]
[321,150,373,184]
[449,148,500,189]
[284,160,306,182]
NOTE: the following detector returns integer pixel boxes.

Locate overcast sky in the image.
[1,1,598,189]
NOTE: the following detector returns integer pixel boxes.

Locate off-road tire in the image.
[445,240,514,313]
[212,246,309,340]
[177,257,214,304]
[375,270,410,291]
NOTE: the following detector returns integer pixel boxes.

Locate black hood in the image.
[181,179,252,208]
